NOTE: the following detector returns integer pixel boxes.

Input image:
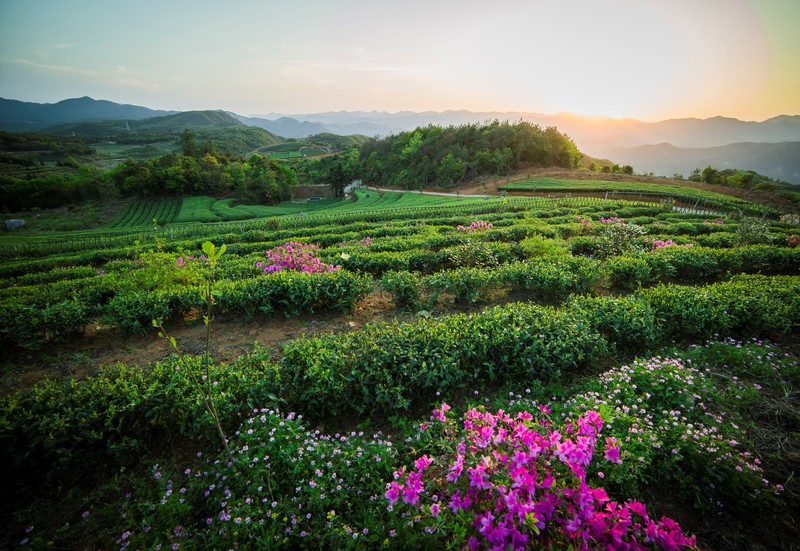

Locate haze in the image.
[1,0,798,122]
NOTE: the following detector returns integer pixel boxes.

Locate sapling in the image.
[153,241,230,453]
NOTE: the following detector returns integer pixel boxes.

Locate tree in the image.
[179,129,199,157]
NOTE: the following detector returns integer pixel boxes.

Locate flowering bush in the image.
[786,234,800,248]
[597,221,647,257]
[115,408,400,549]
[256,242,340,274]
[338,236,373,248]
[457,221,493,234]
[644,238,694,251]
[386,404,697,550]
[564,356,783,512]
[174,254,209,268]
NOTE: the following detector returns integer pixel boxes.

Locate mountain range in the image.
[1,97,799,183]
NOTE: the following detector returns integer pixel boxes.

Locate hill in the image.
[0,96,176,132]
[595,142,800,184]
[43,110,282,155]
[230,113,330,138]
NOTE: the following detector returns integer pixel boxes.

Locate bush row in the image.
[2,275,796,490]
[0,270,372,345]
[279,274,800,420]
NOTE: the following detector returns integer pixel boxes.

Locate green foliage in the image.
[564,352,786,513]
[280,303,607,419]
[109,199,181,227]
[0,297,89,346]
[519,234,571,259]
[220,270,373,317]
[358,121,580,189]
[379,270,423,308]
[500,256,602,299]
[501,177,778,218]
[689,166,786,190]
[0,357,282,486]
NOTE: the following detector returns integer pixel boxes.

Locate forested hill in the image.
[358,120,581,188]
[43,110,283,152]
[47,110,246,136]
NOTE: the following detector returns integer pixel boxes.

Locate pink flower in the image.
[604,437,622,464]
[414,455,433,472]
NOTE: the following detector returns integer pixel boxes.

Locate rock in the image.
[5,219,25,230]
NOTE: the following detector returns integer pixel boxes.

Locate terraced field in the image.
[1,187,799,550]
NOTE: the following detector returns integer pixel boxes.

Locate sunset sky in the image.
[1,0,798,122]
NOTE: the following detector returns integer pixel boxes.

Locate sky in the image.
[0,0,798,122]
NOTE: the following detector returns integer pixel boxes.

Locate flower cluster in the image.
[600,217,625,224]
[704,220,725,225]
[387,405,696,550]
[786,234,800,248]
[565,355,782,510]
[174,254,208,268]
[338,236,373,248]
[457,221,493,234]
[116,408,397,549]
[256,242,340,274]
[644,238,694,251]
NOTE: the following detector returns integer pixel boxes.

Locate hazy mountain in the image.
[229,114,328,139]
[266,110,800,149]
[0,96,176,131]
[598,142,800,184]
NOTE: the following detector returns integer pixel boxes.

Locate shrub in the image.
[380,270,423,308]
[387,405,696,550]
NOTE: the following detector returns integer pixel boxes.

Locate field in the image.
[500,177,777,217]
[1,189,799,549]
[258,141,336,159]
[90,141,179,169]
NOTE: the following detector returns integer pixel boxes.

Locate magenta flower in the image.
[604,437,622,464]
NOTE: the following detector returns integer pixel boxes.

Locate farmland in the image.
[1,188,799,549]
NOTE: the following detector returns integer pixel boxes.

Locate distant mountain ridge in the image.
[1,96,798,182]
[597,142,800,184]
[0,96,176,131]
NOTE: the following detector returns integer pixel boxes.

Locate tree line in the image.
[1,150,296,212]
[688,166,785,191]
[1,121,585,212]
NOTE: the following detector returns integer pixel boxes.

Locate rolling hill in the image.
[595,142,800,184]
[0,96,176,132]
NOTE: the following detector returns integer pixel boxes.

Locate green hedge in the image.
[280,303,608,419]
